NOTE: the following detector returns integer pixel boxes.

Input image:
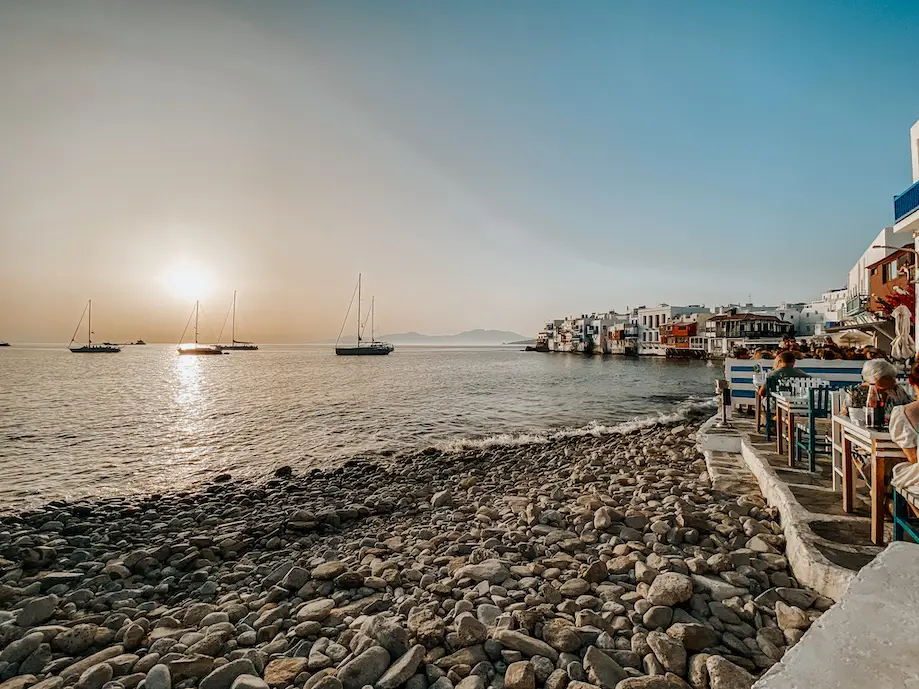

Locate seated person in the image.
[844,359,911,412]
[885,361,919,503]
[757,350,810,399]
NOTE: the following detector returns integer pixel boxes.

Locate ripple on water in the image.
[0,345,718,511]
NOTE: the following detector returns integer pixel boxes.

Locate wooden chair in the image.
[794,386,832,472]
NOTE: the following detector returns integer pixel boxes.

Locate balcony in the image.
[894,179,919,233]
[846,295,867,317]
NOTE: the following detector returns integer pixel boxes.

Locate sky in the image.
[2,1,919,343]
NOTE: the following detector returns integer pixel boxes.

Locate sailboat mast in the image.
[371,297,375,342]
[357,274,362,347]
[88,299,92,347]
[195,301,199,345]
[232,291,236,344]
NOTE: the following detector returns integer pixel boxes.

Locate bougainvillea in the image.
[872,283,916,323]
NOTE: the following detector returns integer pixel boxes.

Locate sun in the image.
[161,259,215,301]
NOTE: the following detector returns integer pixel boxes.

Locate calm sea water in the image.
[0,345,719,512]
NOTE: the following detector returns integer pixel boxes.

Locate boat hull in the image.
[70,346,121,353]
[335,345,393,356]
[218,344,258,351]
[178,347,225,355]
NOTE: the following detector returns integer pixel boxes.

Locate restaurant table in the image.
[832,413,907,545]
[773,393,810,466]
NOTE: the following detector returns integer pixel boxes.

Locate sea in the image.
[0,345,720,512]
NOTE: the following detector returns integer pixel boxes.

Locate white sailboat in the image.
[217,291,258,351]
[69,300,121,353]
[177,301,224,355]
[335,274,393,356]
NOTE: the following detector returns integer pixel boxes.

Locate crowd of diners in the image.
[733,335,884,361]
[754,346,919,507]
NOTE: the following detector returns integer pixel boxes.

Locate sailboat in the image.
[69,300,121,353]
[335,274,394,356]
[217,291,258,351]
[177,301,224,355]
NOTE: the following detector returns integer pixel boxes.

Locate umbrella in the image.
[836,330,871,347]
[891,304,915,360]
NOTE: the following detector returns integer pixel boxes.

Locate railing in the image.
[846,294,867,317]
[895,179,919,222]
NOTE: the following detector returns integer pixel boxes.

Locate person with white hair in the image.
[845,358,911,411]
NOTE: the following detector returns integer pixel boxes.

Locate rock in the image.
[456,614,488,646]
[705,656,754,689]
[494,631,560,662]
[774,602,810,631]
[231,676,269,689]
[409,608,446,647]
[17,595,58,627]
[0,677,38,689]
[311,562,348,580]
[62,646,126,683]
[455,678,485,689]
[435,646,487,669]
[646,574,693,607]
[77,663,114,689]
[53,624,99,655]
[376,645,426,689]
[646,633,686,677]
[432,490,453,508]
[613,678,674,688]
[689,576,747,602]
[297,599,335,622]
[560,579,591,597]
[776,587,816,609]
[542,619,582,653]
[456,560,510,584]
[642,607,673,630]
[545,669,569,689]
[145,666,172,689]
[583,647,627,689]
[264,659,310,688]
[687,654,710,689]
[504,662,535,689]
[0,632,44,664]
[666,624,717,651]
[199,660,257,689]
[167,656,215,682]
[309,678,343,689]
[338,646,391,689]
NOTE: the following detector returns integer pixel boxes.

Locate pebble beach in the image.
[0,412,829,689]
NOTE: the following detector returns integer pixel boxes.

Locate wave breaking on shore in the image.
[435,395,716,452]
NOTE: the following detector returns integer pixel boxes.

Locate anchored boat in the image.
[69,300,121,353]
[177,301,224,355]
[335,274,393,356]
[217,291,258,351]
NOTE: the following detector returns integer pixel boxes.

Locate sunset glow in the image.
[161,259,215,302]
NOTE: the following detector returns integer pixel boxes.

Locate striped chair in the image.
[793,386,832,472]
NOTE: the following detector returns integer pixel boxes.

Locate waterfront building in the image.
[635,304,710,356]
[798,289,848,338]
[891,118,919,346]
[660,312,710,357]
[704,311,794,357]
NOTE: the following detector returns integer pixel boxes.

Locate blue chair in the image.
[793,386,831,472]
[760,376,783,442]
[893,488,919,542]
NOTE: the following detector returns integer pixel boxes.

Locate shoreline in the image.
[0,409,827,689]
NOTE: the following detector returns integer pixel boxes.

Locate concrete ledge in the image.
[699,416,859,602]
[754,542,919,688]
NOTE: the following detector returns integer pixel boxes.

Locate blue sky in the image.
[2,1,919,340]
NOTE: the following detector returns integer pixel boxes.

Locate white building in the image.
[635,304,710,355]
[798,288,848,338]
[892,118,919,348]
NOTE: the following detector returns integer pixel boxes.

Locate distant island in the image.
[319,329,529,346]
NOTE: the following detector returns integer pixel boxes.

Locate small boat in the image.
[335,274,394,356]
[131,339,146,346]
[216,291,258,351]
[69,300,121,353]
[0,342,9,347]
[177,301,225,355]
